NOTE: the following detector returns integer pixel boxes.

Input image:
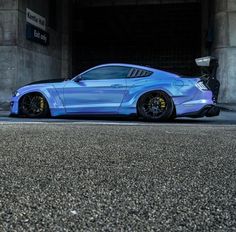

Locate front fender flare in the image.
[18,88,66,116]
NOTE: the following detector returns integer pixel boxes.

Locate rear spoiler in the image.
[195,56,218,68]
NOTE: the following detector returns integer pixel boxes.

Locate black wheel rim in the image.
[21,95,45,116]
[141,93,168,119]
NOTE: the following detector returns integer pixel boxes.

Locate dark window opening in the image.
[72,3,201,76]
[49,0,57,30]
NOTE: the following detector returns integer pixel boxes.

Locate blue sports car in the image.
[10,61,220,121]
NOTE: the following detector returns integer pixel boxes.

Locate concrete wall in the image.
[213,0,236,103]
[17,0,62,86]
[0,0,71,109]
[0,0,18,109]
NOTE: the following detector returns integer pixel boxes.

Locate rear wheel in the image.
[19,93,50,118]
[137,91,174,121]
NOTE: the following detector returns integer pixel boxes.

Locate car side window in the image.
[81,66,131,80]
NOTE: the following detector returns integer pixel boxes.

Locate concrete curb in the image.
[0,103,10,111]
[217,104,236,112]
[0,111,10,117]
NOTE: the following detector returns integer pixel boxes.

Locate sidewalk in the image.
[0,103,9,116]
[217,104,236,112]
[0,111,10,117]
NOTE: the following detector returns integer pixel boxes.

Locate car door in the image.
[63,66,131,114]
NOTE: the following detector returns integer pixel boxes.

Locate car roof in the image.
[92,63,157,72]
[75,63,180,79]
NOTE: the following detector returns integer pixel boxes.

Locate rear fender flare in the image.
[136,89,176,115]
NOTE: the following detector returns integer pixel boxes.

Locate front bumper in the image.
[179,105,220,118]
[10,97,20,116]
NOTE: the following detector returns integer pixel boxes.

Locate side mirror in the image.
[195,56,218,67]
[74,75,82,82]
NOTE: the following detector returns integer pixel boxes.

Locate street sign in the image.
[26,8,46,31]
[26,23,49,46]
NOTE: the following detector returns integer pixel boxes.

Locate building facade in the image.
[0,0,235,109]
[0,0,70,109]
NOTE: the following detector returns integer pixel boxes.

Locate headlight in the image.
[195,81,209,91]
[12,91,20,97]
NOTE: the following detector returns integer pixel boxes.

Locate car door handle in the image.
[110,84,123,88]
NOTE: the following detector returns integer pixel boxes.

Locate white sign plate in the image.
[26,8,46,31]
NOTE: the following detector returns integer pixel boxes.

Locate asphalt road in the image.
[0,113,236,231]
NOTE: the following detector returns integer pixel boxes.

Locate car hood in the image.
[15,79,67,94]
[25,78,65,86]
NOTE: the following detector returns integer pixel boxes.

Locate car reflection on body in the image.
[10,62,220,121]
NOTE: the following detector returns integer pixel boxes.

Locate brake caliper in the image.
[159,97,166,109]
[39,97,44,110]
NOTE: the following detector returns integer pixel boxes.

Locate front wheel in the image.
[19,93,50,118]
[137,91,174,121]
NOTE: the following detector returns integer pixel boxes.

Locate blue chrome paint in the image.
[10,63,216,118]
[62,79,127,114]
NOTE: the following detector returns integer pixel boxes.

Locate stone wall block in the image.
[0,46,17,102]
[0,0,18,10]
[213,12,228,48]
[0,11,17,45]
[214,48,236,103]
[17,47,62,88]
[228,12,236,46]
[228,0,236,11]
[214,0,227,13]
[226,48,236,102]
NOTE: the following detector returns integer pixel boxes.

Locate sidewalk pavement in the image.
[0,111,10,117]
[217,104,236,112]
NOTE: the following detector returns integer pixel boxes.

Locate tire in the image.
[169,107,177,121]
[137,91,174,121]
[19,93,50,118]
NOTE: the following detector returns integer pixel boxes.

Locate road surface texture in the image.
[0,112,236,231]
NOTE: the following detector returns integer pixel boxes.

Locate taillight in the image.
[195,81,209,91]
